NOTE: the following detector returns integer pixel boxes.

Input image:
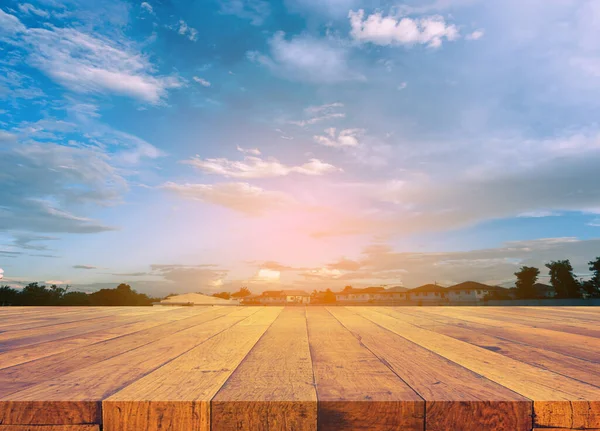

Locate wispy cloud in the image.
[177,20,198,42]
[289,103,346,126]
[313,127,363,148]
[183,154,340,178]
[248,32,364,83]
[193,76,211,87]
[73,265,97,270]
[219,0,270,26]
[1,10,181,104]
[160,182,295,215]
[349,9,460,48]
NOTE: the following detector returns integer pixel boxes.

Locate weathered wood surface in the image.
[0,306,598,430]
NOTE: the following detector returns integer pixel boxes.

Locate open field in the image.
[0,306,598,430]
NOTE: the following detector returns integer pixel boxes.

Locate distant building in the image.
[446,281,506,303]
[335,286,408,303]
[246,290,311,305]
[407,284,448,303]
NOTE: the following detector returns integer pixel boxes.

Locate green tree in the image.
[545,260,582,299]
[514,266,540,299]
[18,283,68,305]
[89,283,154,306]
[60,291,91,306]
[582,257,600,298]
[0,285,18,306]
[322,289,336,304]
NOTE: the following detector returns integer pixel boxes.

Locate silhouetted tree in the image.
[0,285,18,306]
[545,260,582,298]
[514,266,540,299]
[60,291,92,305]
[89,283,154,306]
[231,287,251,298]
[323,289,336,304]
[212,292,231,300]
[582,257,600,298]
[343,285,353,292]
[18,283,68,306]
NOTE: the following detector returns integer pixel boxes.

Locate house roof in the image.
[410,284,447,293]
[447,281,500,291]
[260,290,310,297]
[282,290,311,296]
[336,287,386,295]
[385,286,408,292]
[261,290,283,297]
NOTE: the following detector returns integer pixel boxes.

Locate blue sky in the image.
[1,0,599,295]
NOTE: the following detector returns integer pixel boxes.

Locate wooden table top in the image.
[0,305,598,431]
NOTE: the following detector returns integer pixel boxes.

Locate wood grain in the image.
[328,307,532,431]
[103,307,282,431]
[356,307,600,429]
[212,307,317,431]
[306,307,424,431]
[0,307,259,424]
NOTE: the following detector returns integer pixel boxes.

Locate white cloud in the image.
[18,3,49,18]
[349,9,460,48]
[236,145,261,155]
[140,2,154,14]
[466,29,484,40]
[1,10,181,104]
[0,268,3,280]
[219,0,270,26]
[248,32,363,83]
[397,82,407,90]
[0,8,26,35]
[73,265,97,270]
[193,76,211,87]
[313,127,364,148]
[256,268,281,282]
[183,154,340,178]
[178,20,198,42]
[285,0,358,18]
[160,182,295,215]
[289,103,346,126]
[588,218,600,227]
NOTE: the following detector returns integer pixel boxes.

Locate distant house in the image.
[335,286,408,303]
[248,290,311,305]
[533,283,556,298]
[335,287,385,303]
[446,281,506,303]
[407,284,448,303]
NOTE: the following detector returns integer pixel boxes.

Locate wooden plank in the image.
[328,307,532,431]
[434,306,600,338]
[0,308,255,426]
[0,307,234,398]
[415,307,600,362]
[355,307,600,429]
[305,307,424,431]
[395,308,600,386]
[0,426,99,431]
[103,307,282,431]
[0,307,214,370]
[211,307,317,431]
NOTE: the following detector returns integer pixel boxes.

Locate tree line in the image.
[0,283,160,306]
[513,257,600,299]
